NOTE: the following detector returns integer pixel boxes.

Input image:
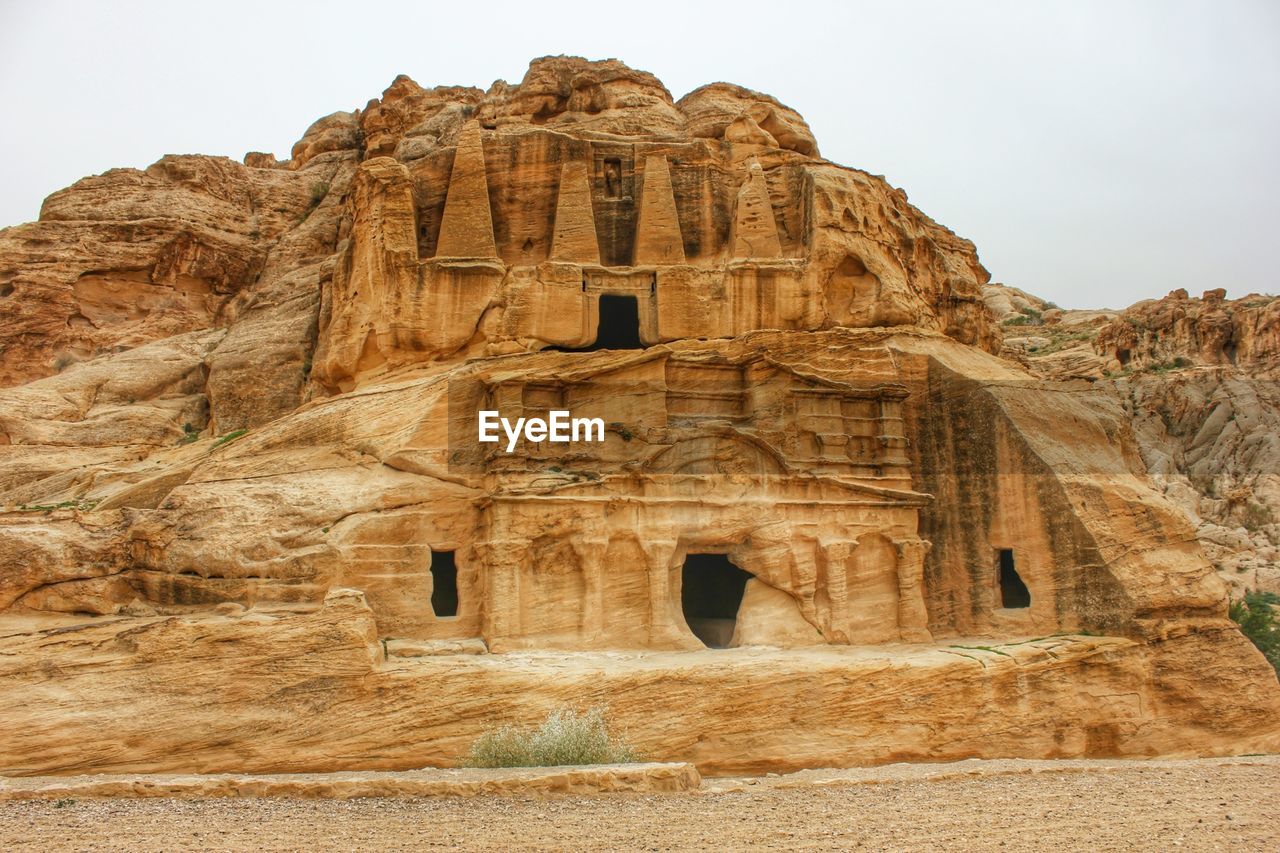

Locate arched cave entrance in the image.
[585,293,643,351]
[681,553,752,648]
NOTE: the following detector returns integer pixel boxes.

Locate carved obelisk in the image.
[730,161,782,259]
[633,155,686,265]
[550,161,601,264]
[435,121,497,259]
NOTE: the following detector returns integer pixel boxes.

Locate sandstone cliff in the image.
[0,58,1276,777]
[992,287,1280,596]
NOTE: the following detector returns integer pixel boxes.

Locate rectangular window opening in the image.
[997,548,1030,609]
[430,550,459,618]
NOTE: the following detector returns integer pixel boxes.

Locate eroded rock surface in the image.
[995,286,1280,595]
[0,57,1275,777]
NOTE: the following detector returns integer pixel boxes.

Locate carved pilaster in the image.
[788,538,823,631]
[894,538,933,642]
[817,539,854,644]
[572,536,611,641]
[476,537,529,645]
[640,538,683,645]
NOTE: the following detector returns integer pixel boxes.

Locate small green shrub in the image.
[464,706,638,768]
[1230,591,1280,674]
[1003,308,1044,327]
[177,422,201,445]
[1026,328,1095,356]
[1148,356,1192,374]
[17,499,98,513]
[212,428,247,448]
[309,182,329,207]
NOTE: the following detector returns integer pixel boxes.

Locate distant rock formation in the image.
[991,285,1280,597]
[1096,288,1280,375]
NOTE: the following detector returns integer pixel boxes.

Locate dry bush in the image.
[464,706,638,768]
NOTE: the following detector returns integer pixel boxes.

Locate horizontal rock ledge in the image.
[0,762,701,801]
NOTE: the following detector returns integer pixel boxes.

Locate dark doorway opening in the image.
[681,553,752,648]
[585,293,643,351]
[430,550,458,617]
[997,549,1030,609]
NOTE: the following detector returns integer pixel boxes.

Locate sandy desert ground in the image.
[1,757,1277,851]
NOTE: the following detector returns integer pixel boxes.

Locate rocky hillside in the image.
[1,57,1276,777]
[0,57,995,398]
[991,284,1280,594]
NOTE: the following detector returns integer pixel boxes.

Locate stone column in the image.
[572,536,610,644]
[895,538,933,643]
[817,539,854,644]
[640,538,684,647]
[788,538,823,631]
[477,538,528,649]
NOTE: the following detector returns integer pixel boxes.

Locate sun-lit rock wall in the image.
[0,57,1275,777]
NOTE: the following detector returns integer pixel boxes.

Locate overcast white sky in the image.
[1,0,1276,308]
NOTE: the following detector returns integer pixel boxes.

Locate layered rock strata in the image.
[0,57,1275,776]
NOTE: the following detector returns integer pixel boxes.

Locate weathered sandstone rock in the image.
[998,286,1280,596]
[1095,288,1280,376]
[0,763,702,800]
[0,591,1273,776]
[0,57,1275,777]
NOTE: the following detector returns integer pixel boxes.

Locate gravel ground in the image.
[1,759,1277,851]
